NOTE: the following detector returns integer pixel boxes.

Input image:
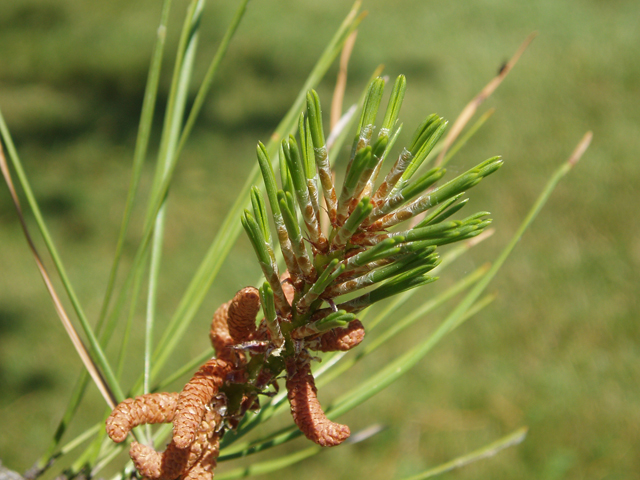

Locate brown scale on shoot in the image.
[128,440,188,480]
[308,319,365,352]
[209,301,232,357]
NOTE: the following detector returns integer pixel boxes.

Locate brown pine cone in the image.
[286,360,350,447]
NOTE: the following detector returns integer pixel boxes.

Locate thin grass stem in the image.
[399,427,528,480]
[0,137,121,405]
[143,0,205,443]
[216,446,321,480]
[98,0,173,330]
[434,33,537,166]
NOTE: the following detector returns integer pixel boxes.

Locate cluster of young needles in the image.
[105,75,502,480]
[243,75,501,327]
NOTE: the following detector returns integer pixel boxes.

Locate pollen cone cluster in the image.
[105,287,260,480]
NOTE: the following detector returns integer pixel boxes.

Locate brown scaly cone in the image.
[106,392,179,443]
[226,286,260,342]
[172,359,230,449]
[106,392,223,480]
[286,359,350,447]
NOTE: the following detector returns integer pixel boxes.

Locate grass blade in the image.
[400,427,528,480]
[0,142,118,408]
[144,0,205,418]
[216,446,321,480]
[98,0,173,329]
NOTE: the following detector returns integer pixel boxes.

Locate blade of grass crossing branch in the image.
[315,265,491,389]
[365,230,494,332]
[434,33,537,167]
[147,2,365,385]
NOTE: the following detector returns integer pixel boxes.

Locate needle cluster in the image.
[106,76,501,480]
[243,75,500,328]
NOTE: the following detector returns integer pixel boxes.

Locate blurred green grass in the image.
[1,0,638,478]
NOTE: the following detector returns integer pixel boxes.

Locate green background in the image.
[0,0,638,478]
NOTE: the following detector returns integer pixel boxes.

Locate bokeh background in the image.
[1,0,638,479]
